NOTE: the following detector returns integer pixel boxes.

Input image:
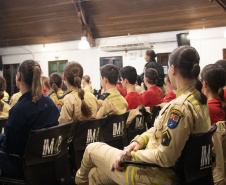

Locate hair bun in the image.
[192,63,200,79]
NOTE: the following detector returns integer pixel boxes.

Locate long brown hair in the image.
[49,72,62,99]
[18,60,42,103]
[169,46,207,104]
[64,61,92,117]
[201,64,226,112]
[0,76,6,112]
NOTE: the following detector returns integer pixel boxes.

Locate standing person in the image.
[82,75,94,94]
[0,76,10,118]
[75,46,211,185]
[47,72,64,107]
[97,64,128,118]
[215,60,226,100]
[120,66,143,110]
[142,68,163,110]
[200,64,226,125]
[0,60,59,178]
[58,62,98,124]
[163,74,176,103]
[141,49,165,89]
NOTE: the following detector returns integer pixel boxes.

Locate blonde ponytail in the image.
[0,76,6,112]
[31,66,42,103]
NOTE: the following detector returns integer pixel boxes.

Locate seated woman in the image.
[216,60,226,100]
[200,64,226,125]
[75,46,211,185]
[9,91,22,108]
[0,76,10,118]
[47,72,64,106]
[0,60,59,178]
[142,68,163,110]
[163,74,176,103]
[82,75,94,94]
[58,62,98,124]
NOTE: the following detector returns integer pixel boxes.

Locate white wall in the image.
[0,27,226,89]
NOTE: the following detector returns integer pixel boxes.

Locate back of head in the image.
[43,77,50,90]
[120,66,137,85]
[201,64,226,110]
[145,68,158,85]
[215,59,226,85]
[64,61,92,117]
[50,72,62,98]
[0,76,6,112]
[169,46,206,104]
[146,50,157,61]
[136,75,142,86]
[83,75,91,84]
[19,60,42,103]
[100,64,119,85]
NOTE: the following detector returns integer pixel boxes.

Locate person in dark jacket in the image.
[0,60,59,178]
[141,49,165,89]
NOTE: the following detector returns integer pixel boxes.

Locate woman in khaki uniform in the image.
[82,75,94,94]
[75,46,211,185]
[47,72,64,107]
[9,91,22,108]
[58,62,98,124]
[0,76,10,118]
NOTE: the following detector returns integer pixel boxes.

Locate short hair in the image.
[120,66,137,85]
[215,60,226,85]
[146,50,157,60]
[145,68,158,85]
[100,64,119,85]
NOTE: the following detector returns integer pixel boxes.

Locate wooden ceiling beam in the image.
[72,0,95,47]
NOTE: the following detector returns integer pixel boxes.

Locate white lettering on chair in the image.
[42,136,62,157]
[200,144,211,170]
[113,122,124,137]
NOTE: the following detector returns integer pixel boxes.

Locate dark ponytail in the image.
[218,88,226,112]
[0,76,6,112]
[64,62,92,118]
[169,46,207,104]
[49,72,62,99]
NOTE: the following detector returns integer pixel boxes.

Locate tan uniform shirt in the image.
[9,91,22,108]
[132,83,211,167]
[48,89,64,107]
[0,100,10,118]
[96,87,128,119]
[83,84,94,94]
[58,87,98,124]
[212,121,226,185]
[3,91,9,102]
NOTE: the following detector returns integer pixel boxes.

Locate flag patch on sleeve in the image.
[167,109,183,129]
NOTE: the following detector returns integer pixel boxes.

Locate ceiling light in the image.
[78,36,90,49]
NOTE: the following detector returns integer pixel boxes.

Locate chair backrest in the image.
[127,114,146,143]
[0,118,7,134]
[72,117,106,170]
[100,111,129,149]
[175,124,217,185]
[149,105,161,129]
[23,122,72,185]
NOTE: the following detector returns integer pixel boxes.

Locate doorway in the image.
[3,64,20,97]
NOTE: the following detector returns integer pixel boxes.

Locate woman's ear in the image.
[63,74,66,81]
[17,72,22,81]
[169,65,176,75]
[202,81,207,88]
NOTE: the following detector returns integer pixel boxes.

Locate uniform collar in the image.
[18,91,32,102]
[174,82,196,98]
[105,87,118,94]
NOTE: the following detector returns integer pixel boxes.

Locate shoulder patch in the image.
[161,130,171,146]
[99,93,110,100]
[167,109,183,129]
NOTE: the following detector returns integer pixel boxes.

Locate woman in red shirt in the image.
[163,74,176,103]
[201,64,226,125]
[142,68,163,110]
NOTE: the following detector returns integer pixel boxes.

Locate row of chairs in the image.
[0,109,149,185]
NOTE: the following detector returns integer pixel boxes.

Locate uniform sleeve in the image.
[96,99,112,118]
[58,95,74,124]
[131,106,193,167]
[133,128,153,149]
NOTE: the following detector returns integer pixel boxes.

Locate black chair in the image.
[148,105,161,129]
[71,117,106,171]
[0,118,7,134]
[124,124,217,185]
[127,114,146,143]
[100,111,130,150]
[0,122,73,185]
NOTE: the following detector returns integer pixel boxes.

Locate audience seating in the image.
[123,123,217,185]
[148,105,161,128]
[0,118,7,134]
[0,122,73,185]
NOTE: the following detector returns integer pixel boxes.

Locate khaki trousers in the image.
[75,142,177,185]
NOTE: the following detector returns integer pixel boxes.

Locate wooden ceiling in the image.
[0,0,225,47]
